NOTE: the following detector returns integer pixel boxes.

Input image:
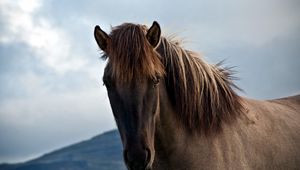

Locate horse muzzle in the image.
[124,148,152,170]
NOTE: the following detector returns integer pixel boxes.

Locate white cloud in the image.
[0,84,116,163]
[18,0,41,12]
[0,0,88,74]
[0,85,114,130]
[0,0,113,163]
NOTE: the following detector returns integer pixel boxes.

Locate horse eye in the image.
[153,77,160,86]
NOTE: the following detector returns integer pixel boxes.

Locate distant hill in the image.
[0,130,126,170]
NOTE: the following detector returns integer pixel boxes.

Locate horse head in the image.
[94,21,163,170]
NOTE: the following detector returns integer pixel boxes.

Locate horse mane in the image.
[102,23,165,84]
[103,23,244,134]
[156,37,244,134]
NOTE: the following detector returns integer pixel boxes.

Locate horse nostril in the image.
[124,148,151,169]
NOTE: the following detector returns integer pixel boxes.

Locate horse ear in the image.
[146,21,161,48]
[94,25,110,51]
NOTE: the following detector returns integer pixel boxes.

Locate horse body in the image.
[94,21,300,170]
[154,94,300,170]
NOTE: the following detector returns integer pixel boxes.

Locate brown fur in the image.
[102,23,243,134]
[97,22,300,170]
[154,94,300,170]
[157,37,243,134]
[102,23,165,85]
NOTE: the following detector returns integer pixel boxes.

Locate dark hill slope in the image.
[0,130,126,170]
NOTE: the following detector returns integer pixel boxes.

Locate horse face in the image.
[103,73,160,170]
[95,21,162,170]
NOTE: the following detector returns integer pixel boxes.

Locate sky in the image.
[0,0,300,164]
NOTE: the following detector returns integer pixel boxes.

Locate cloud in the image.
[207,32,300,99]
[0,0,113,163]
[0,32,112,162]
[52,0,300,47]
[0,86,114,162]
[0,0,89,74]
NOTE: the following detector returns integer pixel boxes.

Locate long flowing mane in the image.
[156,37,244,134]
[103,23,244,134]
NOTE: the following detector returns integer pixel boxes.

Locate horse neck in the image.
[154,81,209,169]
[154,80,243,170]
[154,81,181,168]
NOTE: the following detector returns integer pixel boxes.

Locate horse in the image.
[94,21,300,170]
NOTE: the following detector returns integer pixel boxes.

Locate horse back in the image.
[240,95,300,169]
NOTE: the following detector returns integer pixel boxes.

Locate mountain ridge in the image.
[0,130,126,170]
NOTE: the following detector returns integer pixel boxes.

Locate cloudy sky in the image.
[0,0,299,164]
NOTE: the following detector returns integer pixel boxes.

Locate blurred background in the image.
[0,0,299,165]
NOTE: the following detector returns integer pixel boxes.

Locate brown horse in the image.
[94,21,300,170]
